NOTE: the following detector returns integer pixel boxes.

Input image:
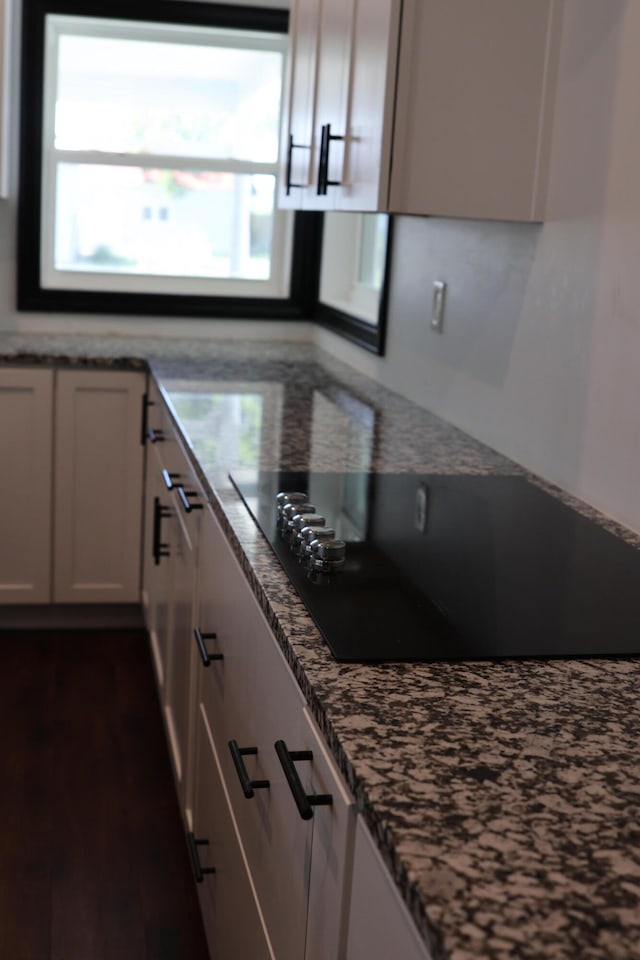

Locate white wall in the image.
[317,0,640,534]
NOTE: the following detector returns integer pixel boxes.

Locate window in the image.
[316,213,393,355]
[18,0,321,319]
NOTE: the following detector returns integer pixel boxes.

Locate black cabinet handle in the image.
[285,133,310,195]
[162,468,180,491]
[274,740,332,820]
[147,426,165,444]
[141,393,153,446]
[228,740,270,799]
[194,627,223,667]
[187,832,216,883]
[317,123,345,195]
[177,485,203,513]
[152,496,171,565]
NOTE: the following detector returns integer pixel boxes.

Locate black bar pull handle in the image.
[147,426,165,444]
[194,627,223,667]
[152,496,171,565]
[161,468,180,491]
[228,740,270,799]
[187,832,216,883]
[317,123,345,195]
[286,133,310,195]
[141,393,153,446]
[274,740,332,820]
[177,485,203,513]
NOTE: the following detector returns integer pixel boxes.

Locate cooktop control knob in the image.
[285,512,325,544]
[311,539,346,572]
[280,501,316,530]
[292,513,326,533]
[274,491,346,575]
[297,525,335,556]
[276,491,308,515]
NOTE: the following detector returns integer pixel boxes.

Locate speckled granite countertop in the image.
[2,333,639,960]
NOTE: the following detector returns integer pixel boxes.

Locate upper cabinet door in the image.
[307,0,355,211]
[279,0,355,211]
[340,0,401,212]
[278,0,563,221]
[389,0,563,221]
[278,0,321,208]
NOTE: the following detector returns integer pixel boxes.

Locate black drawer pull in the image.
[187,832,216,883]
[194,627,223,667]
[274,740,332,821]
[152,496,171,565]
[141,394,153,446]
[161,468,180,491]
[228,741,270,799]
[147,426,165,444]
[317,122,345,195]
[177,485,203,513]
[285,133,310,194]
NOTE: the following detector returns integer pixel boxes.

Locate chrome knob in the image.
[311,538,346,571]
[282,501,315,521]
[297,525,335,555]
[292,513,326,533]
[276,491,308,516]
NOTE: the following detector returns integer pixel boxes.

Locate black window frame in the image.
[17,0,322,320]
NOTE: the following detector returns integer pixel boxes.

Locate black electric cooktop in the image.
[230,471,640,663]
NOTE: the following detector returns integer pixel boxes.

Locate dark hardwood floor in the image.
[0,628,210,960]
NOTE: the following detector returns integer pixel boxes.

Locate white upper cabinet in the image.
[278,0,563,220]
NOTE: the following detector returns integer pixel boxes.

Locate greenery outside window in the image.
[18,0,321,319]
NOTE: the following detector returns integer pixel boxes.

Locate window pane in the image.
[55,32,283,162]
[54,164,275,280]
[357,214,388,290]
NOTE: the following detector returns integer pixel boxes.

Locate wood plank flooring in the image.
[0,628,210,960]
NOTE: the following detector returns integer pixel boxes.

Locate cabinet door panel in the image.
[306,0,355,211]
[302,707,355,960]
[164,502,196,799]
[346,817,432,960]
[53,370,145,603]
[390,0,560,220]
[196,508,258,756]
[142,446,173,691]
[0,368,53,603]
[193,705,275,960]
[197,508,310,960]
[342,0,401,211]
[278,0,321,208]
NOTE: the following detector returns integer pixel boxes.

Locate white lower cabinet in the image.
[193,506,355,960]
[141,389,428,960]
[0,366,145,606]
[53,370,145,602]
[0,368,53,603]
[346,817,432,960]
[141,383,204,821]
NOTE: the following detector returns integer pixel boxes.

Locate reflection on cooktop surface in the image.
[231,471,640,663]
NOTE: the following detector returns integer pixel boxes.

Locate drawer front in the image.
[193,704,275,960]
